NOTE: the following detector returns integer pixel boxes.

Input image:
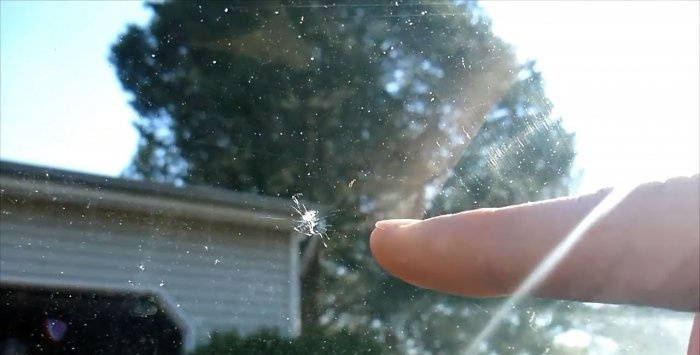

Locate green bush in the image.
[190,328,386,355]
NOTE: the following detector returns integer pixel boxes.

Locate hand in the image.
[370,175,699,354]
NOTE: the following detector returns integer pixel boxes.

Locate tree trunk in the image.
[300,245,322,332]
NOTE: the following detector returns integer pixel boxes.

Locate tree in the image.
[111,1,576,353]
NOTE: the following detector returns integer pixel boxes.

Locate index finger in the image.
[370,175,699,312]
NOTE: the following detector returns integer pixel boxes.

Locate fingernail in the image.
[374,219,420,230]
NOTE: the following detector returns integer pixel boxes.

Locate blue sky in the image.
[1,1,698,194]
[1,1,150,175]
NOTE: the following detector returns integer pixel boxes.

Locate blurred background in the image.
[1,1,697,354]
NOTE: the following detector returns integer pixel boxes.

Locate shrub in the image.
[190,328,386,355]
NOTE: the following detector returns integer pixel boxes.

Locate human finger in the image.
[688,314,699,355]
[370,175,699,311]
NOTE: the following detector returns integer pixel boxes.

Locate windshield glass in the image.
[1,1,698,355]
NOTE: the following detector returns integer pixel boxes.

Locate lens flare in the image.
[45,318,68,342]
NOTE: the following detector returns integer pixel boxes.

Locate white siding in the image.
[0,201,298,351]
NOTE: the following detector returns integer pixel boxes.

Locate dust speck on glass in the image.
[0,1,695,355]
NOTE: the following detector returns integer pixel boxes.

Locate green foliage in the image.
[190,329,386,355]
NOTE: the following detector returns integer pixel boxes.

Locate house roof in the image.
[0,160,305,231]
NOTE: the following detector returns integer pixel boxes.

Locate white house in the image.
[0,161,308,354]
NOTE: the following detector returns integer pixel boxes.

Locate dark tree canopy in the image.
[112,1,515,214]
[111,1,576,354]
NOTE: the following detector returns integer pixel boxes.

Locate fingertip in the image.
[368,224,382,257]
[374,219,420,230]
[370,219,422,282]
[369,222,397,268]
[369,212,503,297]
[371,219,421,270]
